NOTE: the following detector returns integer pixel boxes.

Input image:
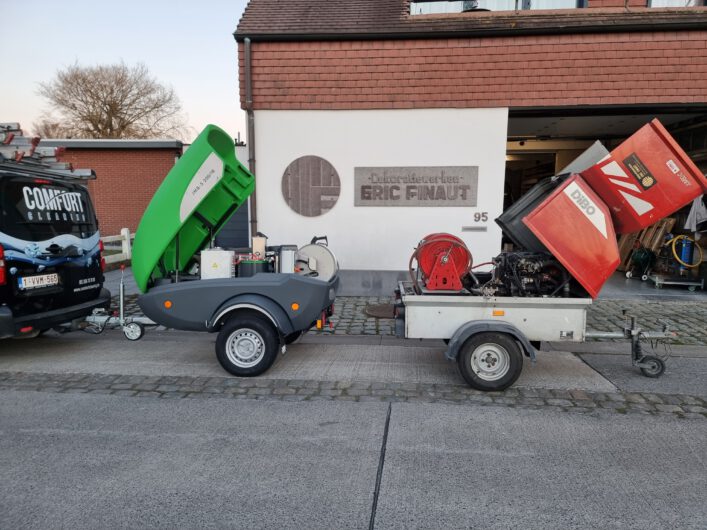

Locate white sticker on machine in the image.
[179,152,224,223]
[563,181,608,239]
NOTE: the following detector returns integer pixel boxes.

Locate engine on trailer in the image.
[469,252,570,298]
[409,233,575,298]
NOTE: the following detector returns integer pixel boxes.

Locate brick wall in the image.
[239,30,707,110]
[58,149,178,236]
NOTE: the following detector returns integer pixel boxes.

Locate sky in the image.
[2,0,250,143]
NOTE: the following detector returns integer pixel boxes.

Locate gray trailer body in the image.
[139,273,338,335]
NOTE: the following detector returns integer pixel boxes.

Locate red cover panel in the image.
[581,119,707,234]
[523,175,619,299]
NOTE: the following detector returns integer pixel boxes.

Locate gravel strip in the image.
[1,371,704,420]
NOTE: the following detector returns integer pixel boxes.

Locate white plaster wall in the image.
[254,108,509,271]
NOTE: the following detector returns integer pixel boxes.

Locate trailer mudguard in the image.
[446,320,537,362]
[208,294,295,335]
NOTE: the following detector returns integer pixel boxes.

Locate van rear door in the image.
[0,175,103,316]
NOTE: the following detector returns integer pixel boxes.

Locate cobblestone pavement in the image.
[314,297,707,346]
[114,295,707,345]
[585,300,707,346]
[1,371,705,420]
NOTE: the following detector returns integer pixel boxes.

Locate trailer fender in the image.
[445,320,536,363]
[208,295,295,336]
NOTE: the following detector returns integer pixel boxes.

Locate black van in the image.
[0,163,111,339]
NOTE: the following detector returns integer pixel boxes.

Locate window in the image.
[649,0,704,6]
[0,176,97,242]
[410,0,585,15]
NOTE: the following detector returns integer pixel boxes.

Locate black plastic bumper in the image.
[0,288,112,339]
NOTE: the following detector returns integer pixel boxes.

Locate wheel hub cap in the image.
[470,343,510,382]
[226,329,265,368]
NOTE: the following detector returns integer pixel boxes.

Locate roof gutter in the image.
[234,19,707,43]
[244,37,258,238]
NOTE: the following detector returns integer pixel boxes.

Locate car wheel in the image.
[457,332,524,391]
[216,314,279,377]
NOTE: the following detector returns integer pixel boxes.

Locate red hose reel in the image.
[410,233,473,291]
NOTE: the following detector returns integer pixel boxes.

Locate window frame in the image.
[409,1,589,15]
[647,0,704,7]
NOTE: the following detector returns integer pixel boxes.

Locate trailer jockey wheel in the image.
[216,314,279,376]
[123,322,144,341]
[639,355,665,378]
[457,332,524,391]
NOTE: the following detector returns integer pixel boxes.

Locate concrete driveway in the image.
[0,329,616,392]
[1,390,705,529]
[1,329,705,528]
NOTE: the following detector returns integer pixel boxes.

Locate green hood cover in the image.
[132,124,254,293]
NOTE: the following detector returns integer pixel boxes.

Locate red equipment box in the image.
[581,119,707,234]
[523,175,619,299]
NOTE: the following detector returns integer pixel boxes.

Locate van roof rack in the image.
[0,122,96,181]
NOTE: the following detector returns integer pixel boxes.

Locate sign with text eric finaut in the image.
[354,166,478,207]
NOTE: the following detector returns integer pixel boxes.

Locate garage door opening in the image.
[502,110,707,295]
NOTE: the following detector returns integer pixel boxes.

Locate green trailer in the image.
[132,125,338,377]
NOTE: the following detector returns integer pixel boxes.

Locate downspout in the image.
[244,37,257,236]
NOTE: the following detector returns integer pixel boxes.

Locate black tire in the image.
[639,355,665,378]
[216,314,279,377]
[457,332,524,391]
[284,330,303,345]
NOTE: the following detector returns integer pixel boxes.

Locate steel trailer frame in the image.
[396,281,674,390]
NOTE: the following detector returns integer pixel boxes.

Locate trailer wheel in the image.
[639,356,665,378]
[216,315,279,377]
[457,332,523,391]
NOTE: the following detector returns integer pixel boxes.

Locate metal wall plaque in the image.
[354,166,478,207]
[282,155,341,217]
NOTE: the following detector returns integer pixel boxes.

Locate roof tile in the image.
[235,0,707,40]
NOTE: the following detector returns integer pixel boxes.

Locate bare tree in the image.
[32,116,72,138]
[38,62,189,139]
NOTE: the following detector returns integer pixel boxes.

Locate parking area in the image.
[1,268,704,529]
[1,310,705,529]
[1,382,705,530]
[1,328,705,409]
